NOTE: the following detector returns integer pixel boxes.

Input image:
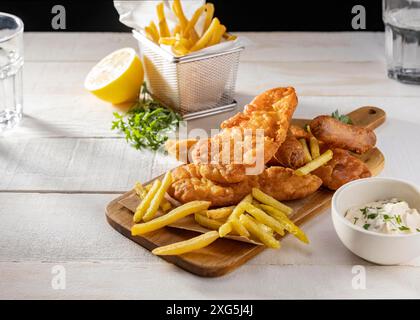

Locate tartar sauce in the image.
[345,198,420,234]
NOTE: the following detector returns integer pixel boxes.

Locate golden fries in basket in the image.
[144,1,236,56]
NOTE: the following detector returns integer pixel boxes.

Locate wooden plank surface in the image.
[2,262,420,299]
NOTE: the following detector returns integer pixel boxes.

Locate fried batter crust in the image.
[169,164,322,207]
[192,87,298,184]
[313,148,371,190]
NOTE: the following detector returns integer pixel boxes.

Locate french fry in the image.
[222,32,237,41]
[309,136,320,159]
[299,138,312,163]
[208,24,226,46]
[143,172,173,221]
[218,221,232,238]
[184,5,206,38]
[156,2,170,38]
[260,204,309,244]
[187,28,199,44]
[295,149,333,176]
[134,182,148,199]
[251,188,293,216]
[203,3,215,32]
[242,203,285,236]
[141,182,172,212]
[149,21,159,40]
[135,182,171,212]
[159,37,177,46]
[218,194,252,237]
[239,215,280,249]
[172,0,188,30]
[172,24,181,36]
[133,179,161,223]
[172,41,190,56]
[194,213,223,230]
[145,24,159,43]
[160,201,172,212]
[256,221,274,235]
[203,206,234,220]
[132,201,211,235]
[191,18,220,52]
[230,217,250,238]
[152,231,219,255]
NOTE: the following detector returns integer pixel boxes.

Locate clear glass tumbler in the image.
[0,12,24,132]
[383,0,420,84]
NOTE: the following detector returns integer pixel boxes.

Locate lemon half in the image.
[84,48,144,105]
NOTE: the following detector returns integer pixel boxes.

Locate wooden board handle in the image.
[347,106,386,130]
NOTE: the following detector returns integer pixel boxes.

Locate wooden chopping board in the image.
[105,106,386,277]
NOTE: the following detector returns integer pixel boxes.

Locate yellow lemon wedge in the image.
[84,48,144,105]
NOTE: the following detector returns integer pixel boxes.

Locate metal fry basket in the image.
[133,30,244,120]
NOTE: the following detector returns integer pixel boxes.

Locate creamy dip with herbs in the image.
[345,198,420,234]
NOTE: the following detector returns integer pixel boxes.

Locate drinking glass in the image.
[383,0,420,84]
[0,12,23,132]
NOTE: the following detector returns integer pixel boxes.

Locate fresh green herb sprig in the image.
[332,110,353,125]
[112,83,182,151]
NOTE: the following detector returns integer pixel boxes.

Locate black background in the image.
[1,0,384,32]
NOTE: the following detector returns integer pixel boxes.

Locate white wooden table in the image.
[1,32,420,299]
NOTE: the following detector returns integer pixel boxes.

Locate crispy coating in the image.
[192,87,298,183]
[169,165,257,207]
[164,139,198,163]
[267,133,307,169]
[258,167,322,201]
[312,148,371,190]
[169,164,322,207]
[289,125,310,139]
[221,87,298,143]
[310,115,376,154]
[191,130,280,183]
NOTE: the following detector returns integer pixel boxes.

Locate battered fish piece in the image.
[165,139,198,163]
[169,164,256,207]
[169,164,322,207]
[267,133,306,169]
[191,129,280,183]
[310,115,376,154]
[221,87,298,143]
[258,167,322,201]
[312,148,371,190]
[192,87,298,184]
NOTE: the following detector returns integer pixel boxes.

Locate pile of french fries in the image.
[131,174,309,255]
[144,0,237,56]
[294,127,333,176]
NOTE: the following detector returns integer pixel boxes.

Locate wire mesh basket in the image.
[133,30,244,120]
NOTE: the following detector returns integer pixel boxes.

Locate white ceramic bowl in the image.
[332,177,420,265]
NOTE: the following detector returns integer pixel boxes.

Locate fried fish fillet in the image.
[168,164,322,207]
[191,87,298,184]
[312,148,371,190]
[310,115,376,154]
[190,128,280,183]
[164,139,198,163]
